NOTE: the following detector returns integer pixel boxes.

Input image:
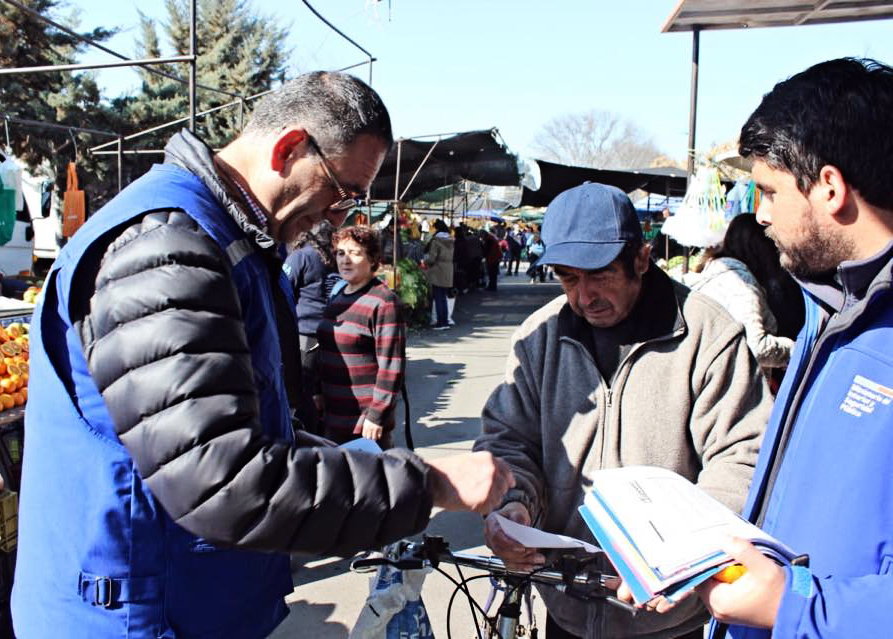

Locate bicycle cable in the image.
[454,562,484,637]
[444,573,492,639]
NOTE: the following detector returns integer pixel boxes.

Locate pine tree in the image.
[127,0,289,153]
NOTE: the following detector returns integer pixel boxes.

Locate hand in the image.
[696,536,786,629]
[616,581,680,614]
[361,419,383,441]
[313,394,324,413]
[427,452,515,515]
[483,502,545,571]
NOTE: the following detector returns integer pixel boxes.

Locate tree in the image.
[0,0,120,203]
[531,109,666,170]
[125,0,289,155]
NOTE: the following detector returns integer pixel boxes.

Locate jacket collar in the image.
[556,262,685,343]
[163,129,278,254]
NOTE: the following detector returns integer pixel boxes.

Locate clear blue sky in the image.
[74,0,893,163]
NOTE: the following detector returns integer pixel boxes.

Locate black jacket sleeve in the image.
[74,210,433,556]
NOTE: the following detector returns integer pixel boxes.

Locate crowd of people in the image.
[9,55,893,639]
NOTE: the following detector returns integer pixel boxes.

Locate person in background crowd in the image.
[283,219,341,434]
[318,225,405,446]
[683,57,893,639]
[476,182,771,639]
[481,228,502,291]
[688,214,802,377]
[650,207,685,262]
[425,218,455,329]
[505,230,522,275]
[12,70,513,639]
[526,232,546,283]
[464,225,485,289]
[380,214,403,265]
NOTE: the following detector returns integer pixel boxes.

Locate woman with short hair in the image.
[317,225,406,447]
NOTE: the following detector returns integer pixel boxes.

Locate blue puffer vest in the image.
[12,164,294,638]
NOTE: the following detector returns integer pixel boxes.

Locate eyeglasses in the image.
[307,136,366,211]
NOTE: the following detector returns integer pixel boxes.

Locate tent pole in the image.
[392,139,402,279]
[189,0,198,133]
[683,25,700,275]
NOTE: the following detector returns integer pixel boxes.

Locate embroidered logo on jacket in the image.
[840,374,893,417]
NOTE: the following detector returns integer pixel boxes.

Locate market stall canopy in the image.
[661,0,893,32]
[519,160,689,208]
[369,129,520,203]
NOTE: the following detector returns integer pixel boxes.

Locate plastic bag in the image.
[62,162,85,238]
[350,545,434,639]
[0,175,15,246]
[662,166,728,248]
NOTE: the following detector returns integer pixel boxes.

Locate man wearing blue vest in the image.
[12,71,514,638]
[640,58,893,639]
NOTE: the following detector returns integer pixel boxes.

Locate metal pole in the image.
[117,136,123,192]
[0,55,195,75]
[393,140,402,279]
[683,25,700,275]
[687,26,700,182]
[189,0,198,133]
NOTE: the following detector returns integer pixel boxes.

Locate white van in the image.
[0,152,61,277]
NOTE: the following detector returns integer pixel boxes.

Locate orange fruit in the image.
[0,394,13,410]
[21,372,28,386]
[6,325,20,339]
[11,392,23,407]
[6,363,19,377]
[0,342,20,357]
[0,362,7,376]
[9,375,22,391]
[0,379,14,394]
[0,327,8,343]
[20,388,26,402]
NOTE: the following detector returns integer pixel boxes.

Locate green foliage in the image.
[395,258,431,326]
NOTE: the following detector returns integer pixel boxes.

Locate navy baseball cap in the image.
[540,182,643,270]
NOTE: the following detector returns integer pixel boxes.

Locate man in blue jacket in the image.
[12,71,513,638]
[693,57,893,638]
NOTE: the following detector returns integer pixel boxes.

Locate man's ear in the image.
[270,128,308,174]
[815,164,849,220]
[635,242,652,275]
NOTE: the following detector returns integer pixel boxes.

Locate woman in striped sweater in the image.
[318,225,406,447]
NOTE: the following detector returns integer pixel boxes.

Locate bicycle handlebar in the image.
[351,535,638,616]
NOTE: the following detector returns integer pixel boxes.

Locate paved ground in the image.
[269,271,563,638]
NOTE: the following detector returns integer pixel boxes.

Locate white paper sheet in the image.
[493,513,600,553]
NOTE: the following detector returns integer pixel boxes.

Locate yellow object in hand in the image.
[714,564,748,583]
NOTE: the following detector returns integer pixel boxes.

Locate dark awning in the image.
[519,160,690,208]
[369,129,519,203]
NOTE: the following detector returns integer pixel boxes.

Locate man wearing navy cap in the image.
[474,182,772,639]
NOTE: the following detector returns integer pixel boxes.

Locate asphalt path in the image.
[269,271,563,638]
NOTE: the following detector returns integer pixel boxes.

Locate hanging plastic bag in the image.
[0,174,16,246]
[62,162,85,238]
[350,545,434,639]
[662,166,728,248]
[0,154,23,211]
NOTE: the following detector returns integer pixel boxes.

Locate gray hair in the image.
[244,71,393,153]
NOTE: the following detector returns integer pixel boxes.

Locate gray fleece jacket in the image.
[474,266,772,639]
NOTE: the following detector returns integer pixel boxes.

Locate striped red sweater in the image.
[318,278,406,435]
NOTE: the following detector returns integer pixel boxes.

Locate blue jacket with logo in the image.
[715,250,893,639]
[12,131,434,638]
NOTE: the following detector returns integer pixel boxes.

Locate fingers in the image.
[483,510,545,570]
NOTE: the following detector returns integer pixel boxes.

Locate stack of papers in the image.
[577,466,797,604]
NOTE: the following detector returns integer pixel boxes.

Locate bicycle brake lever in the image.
[350,557,388,573]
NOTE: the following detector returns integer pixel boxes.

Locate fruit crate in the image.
[0,491,16,553]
